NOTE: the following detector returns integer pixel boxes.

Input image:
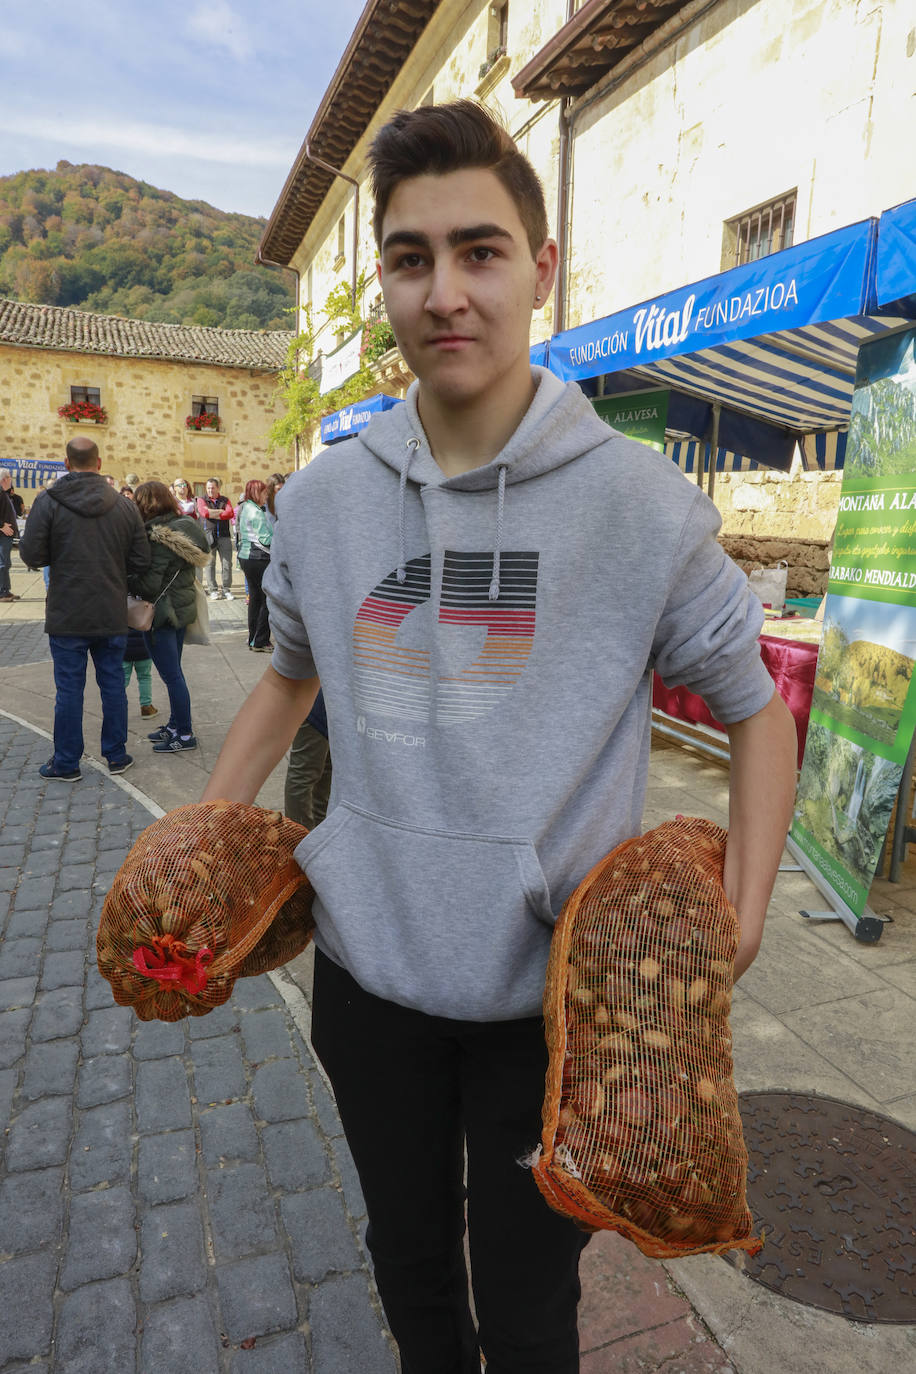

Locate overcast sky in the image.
[0,0,369,219]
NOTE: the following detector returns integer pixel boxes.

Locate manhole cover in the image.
[724,1092,916,1323]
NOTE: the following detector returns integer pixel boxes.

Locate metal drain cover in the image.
[724,1092,916,1323]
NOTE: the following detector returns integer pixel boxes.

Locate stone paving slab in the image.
[0,715,396,1373]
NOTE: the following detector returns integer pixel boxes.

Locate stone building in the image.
[258,0,916,593]
[0,298,293,497]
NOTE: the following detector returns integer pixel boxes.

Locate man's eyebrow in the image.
[380,223,515,255]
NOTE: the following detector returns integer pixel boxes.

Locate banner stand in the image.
[786,835,886,943]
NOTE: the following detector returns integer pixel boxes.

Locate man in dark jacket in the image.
[19,436,151,781]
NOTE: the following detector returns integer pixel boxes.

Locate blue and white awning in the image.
[546,218,913,470]
[7,459,68,489]
[876,196,916,314]
[321,392,402,445]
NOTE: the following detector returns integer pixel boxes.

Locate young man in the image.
[203,101,797,1372]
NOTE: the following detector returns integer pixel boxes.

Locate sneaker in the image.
[39,759,81,781]
[152,734,198,753]
[140,704,159,718]
[108,755,134,775]
[147,725,176,741]
[208,591,222,601]
[223,591,234,601]
[251,643,273,653]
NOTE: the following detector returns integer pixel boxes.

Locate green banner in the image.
[792,326,916,918]
[592,389,668,451]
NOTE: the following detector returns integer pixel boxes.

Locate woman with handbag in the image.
[130,481,210,753]
[236,478,273,653]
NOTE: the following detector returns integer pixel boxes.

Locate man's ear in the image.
[533,237,559,308]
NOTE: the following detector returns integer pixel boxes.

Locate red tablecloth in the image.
[652,634,819,768]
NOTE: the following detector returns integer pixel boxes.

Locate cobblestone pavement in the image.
[0,717,396,1373]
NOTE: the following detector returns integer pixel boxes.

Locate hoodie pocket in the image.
[294,802,554,1021]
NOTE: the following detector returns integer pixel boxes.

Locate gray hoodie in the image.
[265,367,773,1021]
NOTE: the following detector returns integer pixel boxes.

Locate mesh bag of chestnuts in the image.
[97,802,315,1022]
[532,816,762,1259]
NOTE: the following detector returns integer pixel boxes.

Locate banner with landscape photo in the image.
[791,326,916,920]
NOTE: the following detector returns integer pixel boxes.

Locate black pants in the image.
[239,555,270,647]
[310,949,588,1374]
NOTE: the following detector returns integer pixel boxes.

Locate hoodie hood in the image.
[359,365,611,490]
[357,365,613,597]
[148,518,211,568]
[48,470,121,518]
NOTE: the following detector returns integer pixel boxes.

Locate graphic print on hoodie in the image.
[353,550,539,726]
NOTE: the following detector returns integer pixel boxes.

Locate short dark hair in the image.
[207,476,221,487]
[134,481,180,521]
[66,437,99,468]
[369,100,549,259]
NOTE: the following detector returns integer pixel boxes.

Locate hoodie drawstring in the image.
[397,438,420,584]
[397,442,507,598]
[489,463,508,601]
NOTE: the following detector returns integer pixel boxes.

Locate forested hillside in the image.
[0,162,294,330]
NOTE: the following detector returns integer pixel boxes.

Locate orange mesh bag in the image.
[533,816,762,1259]
[97,802,314,1022]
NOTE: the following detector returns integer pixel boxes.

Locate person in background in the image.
[197,476,235,600]
[131,481,209,753]
[102,474,116,487]
[120,485,134,500]
[125,473,141,489]
[284,689,331,830]
[171,478,198,518]
[1,469,25,520]
[264,472,286,528]
[19,436,150,779]
[236,479,273,652]
[35,477,57,589]
[0,471,18,602]
[122,626,158,718]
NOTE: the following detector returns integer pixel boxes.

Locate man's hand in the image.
[724,691,798,979]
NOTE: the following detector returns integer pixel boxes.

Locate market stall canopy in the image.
[320,392,402,446]
[876,195,916,315]
[7,459,67,489]
[545,218,913,471]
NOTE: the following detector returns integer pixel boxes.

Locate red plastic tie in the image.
[133,934,213,995]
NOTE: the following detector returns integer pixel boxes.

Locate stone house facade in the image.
[258,0,916,592]
[0,298,293,498]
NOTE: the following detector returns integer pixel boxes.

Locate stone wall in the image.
[0,342,291,495]
[711,467,840,595]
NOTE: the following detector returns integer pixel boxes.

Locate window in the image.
[191,395,219,417]
[488,1,508,56]
[335,215,346,268]
[70,385,100,406]
[722,192,796,270]
[306,264,313,307]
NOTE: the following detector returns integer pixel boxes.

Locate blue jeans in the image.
[49,634,129,770]
[143,625,192,735]
[0,532,12,595]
